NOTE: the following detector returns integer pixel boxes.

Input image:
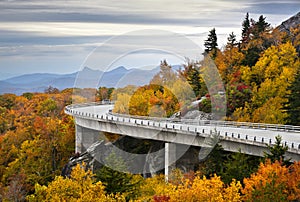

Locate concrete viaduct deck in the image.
[65,102,300,163]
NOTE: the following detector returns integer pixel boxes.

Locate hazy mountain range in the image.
[1,11,299,96]
[0,66,181,95]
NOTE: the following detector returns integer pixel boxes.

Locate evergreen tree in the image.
[221,150,260,185]
[204,28,218,59]
[97,87,114,101]
[179,61,203,98]
[241,12,251,45]
[252,15,271,39]
[198,132,227,177]
[242,15,272,67]
[256,15,271,34]
[264,135,290,165]
[286,70,300,125]
[96,152,140,200]
[243,46,261,67]
[226,32,238,49]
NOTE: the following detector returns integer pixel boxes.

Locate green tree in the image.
[204,28,218,59]
[285,70,300,125]
[38,98,58,116]
[198,133,227,177]
[222,150,260,185]
[226,32,238,49]
[264,135,289,164]
[0,106,8,134]
[97,87,114,101]
[242,15,272,67]
[241,12,251,45]
[179,60,205,98]
[96,152,140,200]
[0,94,16,110]
[252,15,271,39]
[22,92,34,100]
[200,143,226,177]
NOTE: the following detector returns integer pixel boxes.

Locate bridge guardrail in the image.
[66,101,115,109]
[107,111,300,132]
[64,103,300,152]
[65,103,300,132]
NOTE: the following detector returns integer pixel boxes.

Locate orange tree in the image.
[242,160,300,201]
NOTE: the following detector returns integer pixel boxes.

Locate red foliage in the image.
[153,195,170,202]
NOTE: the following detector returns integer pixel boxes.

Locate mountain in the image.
[277,11,300,32]
[276,11,300,53]
[0,66,165,95]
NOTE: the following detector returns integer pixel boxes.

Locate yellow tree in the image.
[128,84,179,117]
[113,93,131,114]
[27,163,125,202]
[168,175,242,202]
[235,42,300,123]
[252,97,288,124]
[215,47,244,83]
[137,171,242,202]
[1,92,75,195]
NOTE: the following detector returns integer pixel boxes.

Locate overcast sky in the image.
[0,0,299,79]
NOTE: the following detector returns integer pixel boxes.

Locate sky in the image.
[0,0,299,80]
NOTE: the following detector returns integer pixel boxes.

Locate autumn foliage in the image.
[242,160,300,201]
[27,163,125,202]
[1,12,300,201]
[0,89,76,200]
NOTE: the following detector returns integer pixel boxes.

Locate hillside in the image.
[277,11,300,32]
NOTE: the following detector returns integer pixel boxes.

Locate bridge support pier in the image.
[165,142,176,181]
[75,125,101,153]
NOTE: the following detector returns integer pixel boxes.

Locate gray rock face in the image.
[277,12,300,33]
[182,110,213,120]
[62,138,162,177]
[62,137,201,177]
[277,11,300,54]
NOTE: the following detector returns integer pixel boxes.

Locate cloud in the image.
[1,0,298,26]
[0,0,247,26]
[0,0,298,78]
[242,2,300,15]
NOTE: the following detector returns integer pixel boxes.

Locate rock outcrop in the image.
[277,11,300,33]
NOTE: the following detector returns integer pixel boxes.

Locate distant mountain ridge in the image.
[0,66,172,95]
[3,12,298,96]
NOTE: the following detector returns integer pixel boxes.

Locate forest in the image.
[0,13,300,201]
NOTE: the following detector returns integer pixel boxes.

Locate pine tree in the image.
[204,28,218,59]
[180,61,203,97]
[252,15,271,39]
[95,152,140,200]
[241,12,250,45]
[264,135,290,165]
[286,70,300,125]
[198,132,227,177]
[221,150,261,185]
[256,15,271,34]
[226,32,238,49]
[242,15,272,67]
